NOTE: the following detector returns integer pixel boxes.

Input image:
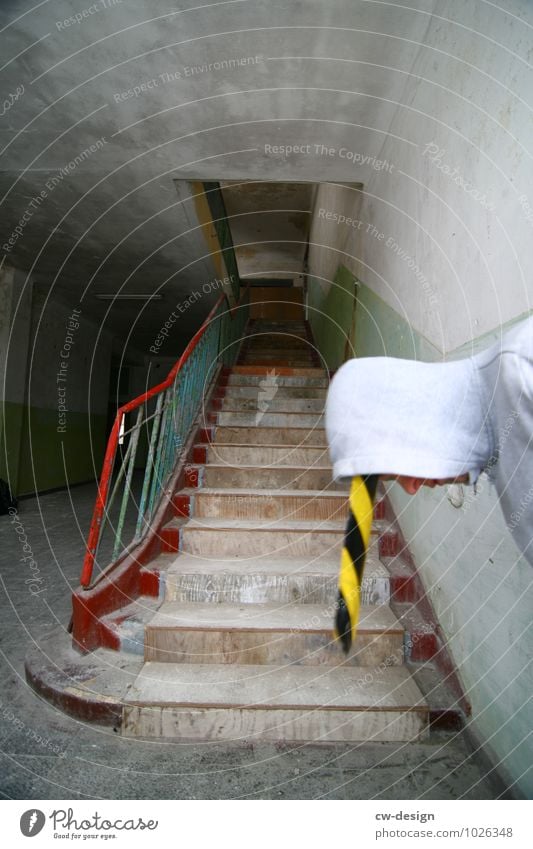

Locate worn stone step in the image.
[205,444,330,467]
[220,397,324,413]
[144,601,403,667]
[239,356,316,369]
[123,663,429,742]
[246,334,308,342]
[242,344,311,352]
[212,426,327,445]
[217,411,324,427]
[164,552,390,606]
[231,365,326,377]
[226,373,328,388]
[249,322,307,332]
[198,464,345,491]
[187,486,344,520]
[241,351,314,360]
[223,385,327,399]
[178,517,353,558]
[242,343,310,352]
[239,359,316,368]
[100,596,162,655]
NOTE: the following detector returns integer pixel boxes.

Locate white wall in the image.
[307,183,363,289]
[28,286,112,419]
[355,0,533,355]
[350,0,533,796]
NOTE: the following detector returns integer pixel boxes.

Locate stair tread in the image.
[181,487,346,497]
[213,425,326,432]
[220,403,325,410]
[232,366,326,375]
[165,552,388,577]
[192,463,333,472]
[205,442,329,449]
[125,662,428,710]
[181,517,347,531]
[207,458,332,464]
[218,414,325,424]
[147,601,401,632]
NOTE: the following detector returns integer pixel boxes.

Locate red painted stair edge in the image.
[70,384,221,652]
[379,493,472,719]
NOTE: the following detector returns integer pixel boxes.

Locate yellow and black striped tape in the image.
[335,474,379,653]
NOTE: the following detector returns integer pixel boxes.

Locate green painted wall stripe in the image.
[354,283,440,361]
[1,401,107,495]
[307,265,358,370]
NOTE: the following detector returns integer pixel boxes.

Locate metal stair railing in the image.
[79,288,249,589]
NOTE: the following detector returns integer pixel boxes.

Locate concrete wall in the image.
[354,4,533,796]
[353,295,533,795]
[1,268,113,495]
[307,184,360,369]
[352,1,533,354]
[0,265,33,494]
[305,0,533,796]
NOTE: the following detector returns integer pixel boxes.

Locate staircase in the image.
[119,318,431,742]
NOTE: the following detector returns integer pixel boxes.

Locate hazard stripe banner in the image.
[335,474,379,652]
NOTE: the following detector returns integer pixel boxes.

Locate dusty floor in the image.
[0,484,511,800]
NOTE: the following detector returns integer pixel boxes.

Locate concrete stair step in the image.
[205,444,330,467]
[198,463,346,491]
[227,374,328,388]
[100,596,162,655]
[123,662,428,742]
[212,422,328,450]
[217,411,324,427]
[164,553,390,606]
[243,344,310,354]
[249,322,307,331]
[220,397,324,413]
[238,360,316,368]
[231,365,326,378]
[212,426,327,445]
[242,343,310,350]
[241,351,314,360]
[187,486,345,520]
[179,517,348,558]
[239,348,314,368]
[144,601,404,667]
[245,336,309,342]
[223,385,327,399]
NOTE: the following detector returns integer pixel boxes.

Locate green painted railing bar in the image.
[81,289,250,588]
[135,394,164,541]
[112,406,144,560]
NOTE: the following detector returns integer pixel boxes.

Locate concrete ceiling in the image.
[221,181,314,280]
[0,0,436,355]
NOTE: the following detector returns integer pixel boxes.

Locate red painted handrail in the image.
[80,293,226,587]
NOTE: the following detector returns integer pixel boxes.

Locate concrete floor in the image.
[0,484,510,800]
